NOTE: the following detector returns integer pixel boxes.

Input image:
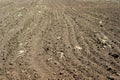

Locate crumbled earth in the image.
[0,0,120,80]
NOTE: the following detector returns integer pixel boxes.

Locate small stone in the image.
[75,46,82,50]
[57,36,61,40]
[99,20,103,27]
[108,44,111,48]
[101,39,107,43]
[6,71,10,74]
[19,43,23,46]
[18,50,25,54]
[47,58,52,61]
[103,35,108,40]
[21,7,25,9]
[57,52,64,59]
[18,13,22,17]
[21,70,26,73]
[99,20,103,24]
[53,72,57,75]
[38,11,42,13]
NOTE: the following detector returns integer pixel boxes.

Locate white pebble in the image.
[57,52,64,59]
[47,58,52,61]
[57,36,61,40]
[99,20,103,24]
[75,46,82,50]
[18,50,25,54]
[38,11,42,13]
[101,39,107,43]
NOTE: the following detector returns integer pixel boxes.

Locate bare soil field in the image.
[0,0,120,80]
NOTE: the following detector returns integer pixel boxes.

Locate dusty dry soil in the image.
[0,0,120,80]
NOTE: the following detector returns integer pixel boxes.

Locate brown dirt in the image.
[0,0,120,80]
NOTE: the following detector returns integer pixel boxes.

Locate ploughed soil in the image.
[0,0,120,80]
